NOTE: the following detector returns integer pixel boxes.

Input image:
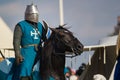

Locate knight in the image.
[13,3,46,80]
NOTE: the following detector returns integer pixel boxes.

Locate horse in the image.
[0,21,83,80]
[39,21,84,80]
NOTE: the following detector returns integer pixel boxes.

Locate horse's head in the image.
[43,21,84,55]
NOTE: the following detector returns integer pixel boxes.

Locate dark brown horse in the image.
[39,21,84,80]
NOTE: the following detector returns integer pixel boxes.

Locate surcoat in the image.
[14,20,43,77]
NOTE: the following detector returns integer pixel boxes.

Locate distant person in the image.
[69,68,78,80]
[93,74,106,80]
[70,75,78,80]
[76,63,86,76]
[110,16,120,80]
[64,67,71,80]
[113,16,120,35]
[114,49,120,80]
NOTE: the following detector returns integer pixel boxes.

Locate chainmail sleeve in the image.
[13,24,22,58]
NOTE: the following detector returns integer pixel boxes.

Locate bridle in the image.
[52,30,79,58]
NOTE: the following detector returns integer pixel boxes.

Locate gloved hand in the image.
[15,54,24,65]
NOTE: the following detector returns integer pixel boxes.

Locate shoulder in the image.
[15,20,27,32]
[38,21,42,24]
[38,22,43,26]
[38,22,44,30]
[18,20,26,25]
[15,20,26,28]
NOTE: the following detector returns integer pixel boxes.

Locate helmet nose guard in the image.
[25,3,39,23]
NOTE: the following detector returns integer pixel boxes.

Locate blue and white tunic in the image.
[18,20,43,77]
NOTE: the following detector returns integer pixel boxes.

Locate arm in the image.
[13,24,23,65]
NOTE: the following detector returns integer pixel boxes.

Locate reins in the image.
[52,33,79,58]
[53,52,78,58]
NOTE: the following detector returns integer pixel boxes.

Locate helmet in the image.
[25,3,39,23]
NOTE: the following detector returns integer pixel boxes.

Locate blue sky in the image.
[0,0,120,69]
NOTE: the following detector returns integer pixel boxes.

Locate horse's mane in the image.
[56,26,73,34]
[40,27,67,80]
[40,38,54,80]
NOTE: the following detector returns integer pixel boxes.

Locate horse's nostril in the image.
[77,45,83,49]
[77,45,84,52]
[78,45,81,49]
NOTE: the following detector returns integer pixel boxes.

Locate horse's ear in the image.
[59,24,67,28]
[50,28,56,32]
[43,20,48,32]
[50,28,58,33]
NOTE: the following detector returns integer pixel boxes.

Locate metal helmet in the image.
[25,3,39,23]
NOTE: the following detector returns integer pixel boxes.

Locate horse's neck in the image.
[41,38,66,80]
[52,38,66,53]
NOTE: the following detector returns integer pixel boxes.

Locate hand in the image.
[15,55,24,65]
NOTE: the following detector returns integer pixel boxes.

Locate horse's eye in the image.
[74,38,77,40]
[65,39,71,43]
[65,40,69,43]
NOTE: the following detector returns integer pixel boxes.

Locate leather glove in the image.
[15,54,24,65]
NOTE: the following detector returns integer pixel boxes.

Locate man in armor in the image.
[113,16,120,35]
[114,16,120,80]
[13,3,46,80]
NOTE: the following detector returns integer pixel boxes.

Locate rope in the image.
[0,50,5,59]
